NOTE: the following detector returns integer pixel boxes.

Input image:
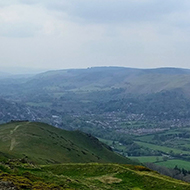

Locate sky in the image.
[1,0,190,72]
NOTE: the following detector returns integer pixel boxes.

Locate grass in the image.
[1,160,190,189]
[135,141,190,155]
[40,163,190,190]
[98,137,112,143]
[136,135,154,142]
[0,121,132,165]
[98,137,128,156]
[130,156,163,163]
[157,160,190,170]
[130,157,190,170]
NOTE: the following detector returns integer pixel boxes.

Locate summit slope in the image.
[0,121,132,165]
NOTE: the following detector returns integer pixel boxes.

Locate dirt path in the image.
[10,125,20,135]
[10,138,16,151]
[9,125,20,151]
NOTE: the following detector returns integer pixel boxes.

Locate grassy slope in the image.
[43,163,190,190]
[1,161,190,190]
[0,121,132,165]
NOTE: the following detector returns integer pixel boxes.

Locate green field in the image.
[157,160,190,170]
[135,141,190,155]
[130,156,163,163]
[130,156,190,170]
[157,159,190,170]
[136,135,154,142]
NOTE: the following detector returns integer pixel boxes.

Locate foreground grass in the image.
[0,160,190,190]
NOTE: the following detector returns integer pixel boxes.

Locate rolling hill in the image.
[22,67,190,95]
[0,121,132,165]
[2,67,190,97]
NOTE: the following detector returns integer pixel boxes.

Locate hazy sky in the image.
[1,0,190,71]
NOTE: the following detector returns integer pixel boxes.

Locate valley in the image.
[1,67,190,184]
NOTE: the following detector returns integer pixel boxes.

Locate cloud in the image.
[0,0,18,7]
[18,0,40,5]
[1,0,190,70]
[41,0,183,24]
[0,4,48,38]
[0,22,40,38]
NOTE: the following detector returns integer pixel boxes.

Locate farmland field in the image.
[135,141,189,154]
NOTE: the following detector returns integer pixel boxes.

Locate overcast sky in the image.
[1,0,190,71]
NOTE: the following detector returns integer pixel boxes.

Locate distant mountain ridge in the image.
[9,66,188,102]
[1,66,190,95]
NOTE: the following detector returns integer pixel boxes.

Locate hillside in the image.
[0,121,132,165]
[2,67,190,97]
[22,67,190,95]
[0,161,190,189]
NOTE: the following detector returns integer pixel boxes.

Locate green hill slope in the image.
[0,121,132,165]
[1,161,190,189]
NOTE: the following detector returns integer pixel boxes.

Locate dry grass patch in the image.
[90,175,122,184]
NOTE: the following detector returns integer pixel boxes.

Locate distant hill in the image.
[19,67,190,120]
[2,66,190,97]
[0,121,133,165]
[23,67,190,95]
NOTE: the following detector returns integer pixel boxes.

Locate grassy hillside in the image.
[0,160,190,189]
[0,121,132,165]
